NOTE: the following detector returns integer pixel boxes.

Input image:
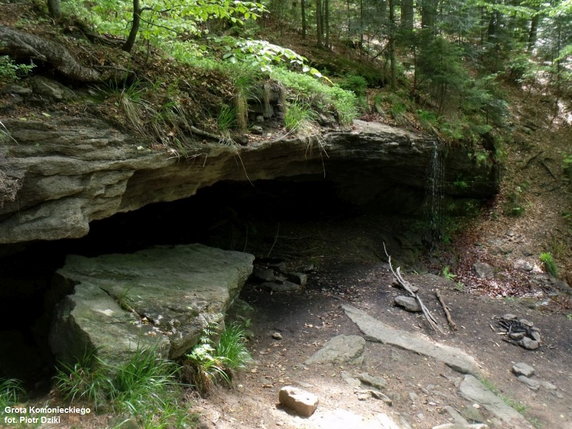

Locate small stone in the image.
[509,332,525,340]
[356,390,371,401]
[473,262,494,279]
[305,335,365,365]
[512,362,535,377]
[370,390,393,405]
[278,386,319,417]
[255,115,264,123]
[357,372,387,391]
[517,375,540,391]
[251,125,263,135]
[409,392,418,402]
[518,318,534,327]
[502,314,517,320]
[286,272,308,286]
[272,332,283,340]
[519,337,540,350]
[514,259,534,272]
[253,266,279,282]
[261,281,301,293]
[540,381,556,390]
[341,371,361,388]
[394,295,422,312]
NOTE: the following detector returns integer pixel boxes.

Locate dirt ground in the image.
[189,251,571,429]
[191,93,572,429]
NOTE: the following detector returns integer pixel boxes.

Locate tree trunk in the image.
[123,0,142,53]
[0,25,102,82]
[388,0,396,89]
[316,0,323,46]
[325,0,330,48]
[527,13,539,53]
[301,0,306,39]
[47,0,61,20]
[420,0,437,33]
[401,0,414,34]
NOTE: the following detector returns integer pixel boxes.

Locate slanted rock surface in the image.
[49,244,254,365]
[305,335,366,365]
[459,375,533,429]
[343,304,481,375]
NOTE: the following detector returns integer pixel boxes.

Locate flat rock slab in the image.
[459,375,533,429]
[512,362,535,377]
[305,335,365,365]
[343,305,480,375]
[50,244,254,366]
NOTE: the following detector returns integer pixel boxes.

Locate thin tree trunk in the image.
[401,0,413,34]
[325,0,330,48]
[527,13,539,53]
[47,0,61,20]
[316,0,323,46]
[388,0,396,89]
[123,0,142,53]
[301,0,306,39]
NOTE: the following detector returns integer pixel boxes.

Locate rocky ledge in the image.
[0,117,498,244]
[49,243,254,365]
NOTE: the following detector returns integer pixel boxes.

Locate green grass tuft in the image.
[539,252,558,277]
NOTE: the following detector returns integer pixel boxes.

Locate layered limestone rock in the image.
[49,243,254,365]
[0,118,498,244]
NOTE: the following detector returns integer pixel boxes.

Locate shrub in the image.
[539,252,558,277]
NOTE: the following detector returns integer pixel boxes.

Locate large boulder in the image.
[49,244,254,365]
[0,118,498,244]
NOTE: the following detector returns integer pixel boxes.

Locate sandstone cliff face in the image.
[0,118,498,244]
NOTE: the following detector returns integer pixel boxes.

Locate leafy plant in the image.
[0,56,34,84]
[185,322,251,395]
[539,252,558,277]
[441,266,457,281]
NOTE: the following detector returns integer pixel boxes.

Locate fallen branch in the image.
[189,125,223,140]
[383,242,443,334]
[435,290,457,331]
[539,159,557,179]
[521,151,542,169]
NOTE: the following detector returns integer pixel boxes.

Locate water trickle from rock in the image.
[426,141,445,245]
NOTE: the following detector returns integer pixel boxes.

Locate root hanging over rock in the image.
[0,25,102,82]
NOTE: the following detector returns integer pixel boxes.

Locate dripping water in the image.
[426,141,445,246]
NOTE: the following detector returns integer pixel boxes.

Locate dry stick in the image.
[435,290,457,331]
[382,242,444,334]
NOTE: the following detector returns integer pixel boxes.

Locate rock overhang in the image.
[0,117,499,244]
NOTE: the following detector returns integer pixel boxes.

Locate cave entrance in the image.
[0,175,427,392]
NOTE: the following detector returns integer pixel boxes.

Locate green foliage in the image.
[63,0,265,49]
[539,252,558,277]
[271,68,358,125]
[338,74,368,97]
[217,104,236,131]
[55,349,190,427]
[0,56,34,83]
[0,379,25,411]
[441,266,457,281]
[284,102,313,131]
[54,350,112,410]
[504,185,526,217]
[185,322,251,395]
